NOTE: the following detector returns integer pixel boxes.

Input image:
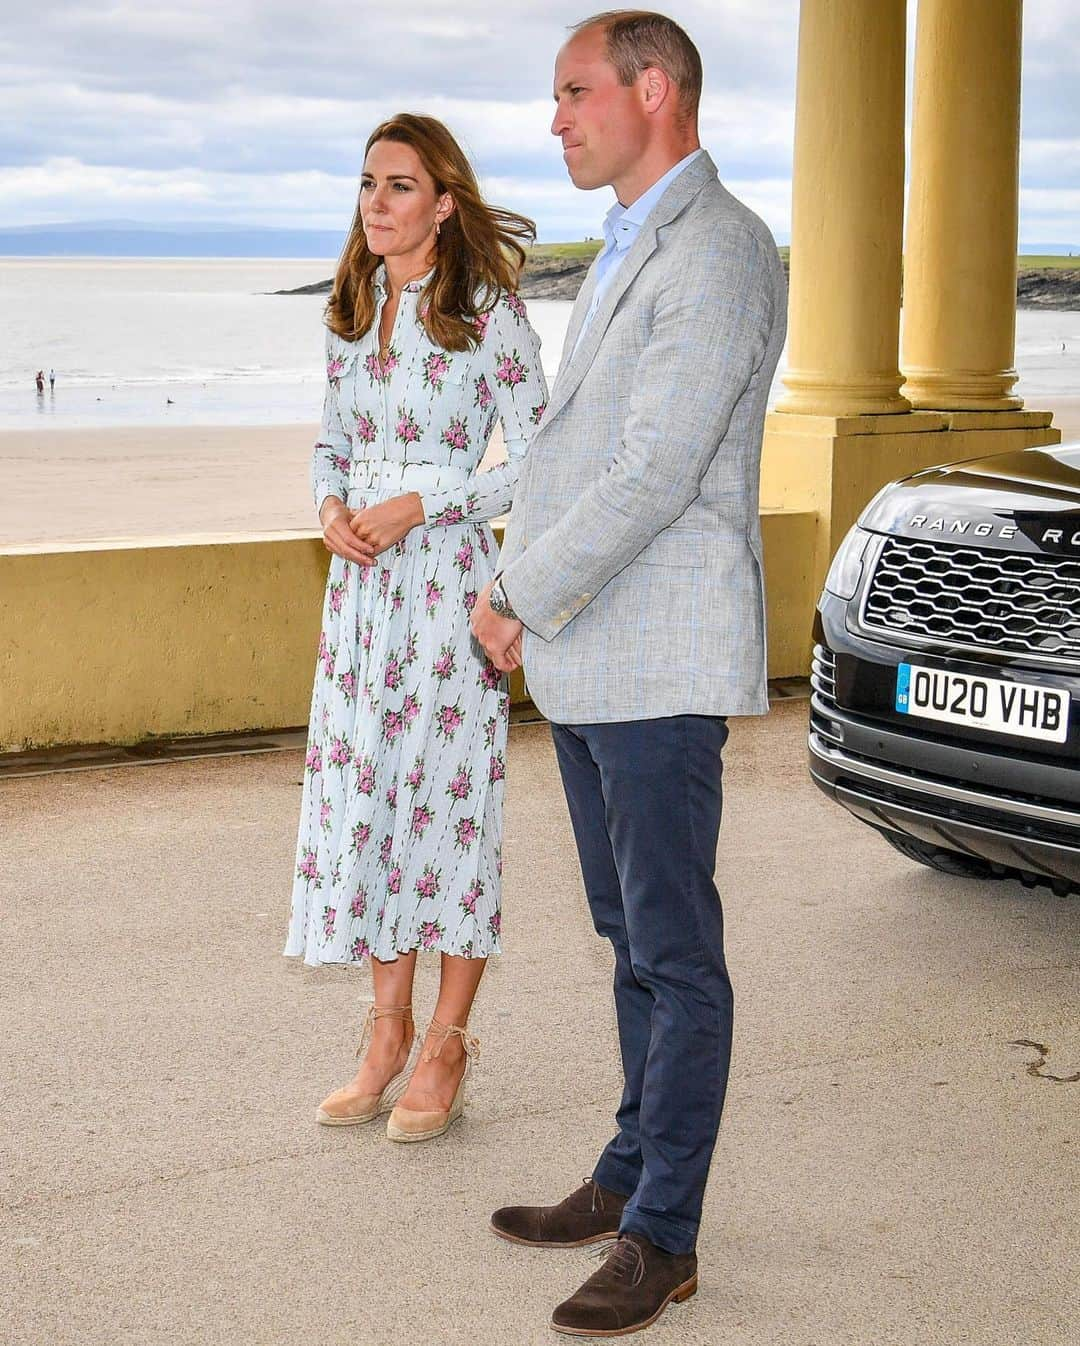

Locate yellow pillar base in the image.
[760,408,1061,674]
[775,372,912,417]
[901,366,1024,411]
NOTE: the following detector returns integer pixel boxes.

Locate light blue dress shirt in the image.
[570,148,704,359]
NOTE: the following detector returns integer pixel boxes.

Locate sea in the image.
[3,257,1080,430]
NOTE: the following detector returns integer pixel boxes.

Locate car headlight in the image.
[823,525,873,600]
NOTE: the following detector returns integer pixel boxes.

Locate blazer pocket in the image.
[637,527,706,568]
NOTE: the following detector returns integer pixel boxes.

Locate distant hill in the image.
[272,242,605,301]
[273,243,1080,309]
[6,223,1080,308]
[0,221,345,258]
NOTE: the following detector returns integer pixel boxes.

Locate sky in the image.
[0,0,1078,246]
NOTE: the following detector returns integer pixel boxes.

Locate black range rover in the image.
[809,442,1080,895]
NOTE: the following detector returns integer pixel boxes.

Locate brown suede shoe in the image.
[550,1233,697,1337]
[490,1178,627,1248]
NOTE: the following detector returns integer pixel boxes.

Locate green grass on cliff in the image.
[529,241,602,261]
[1018,254,1080,269]
[533,244,1079,280]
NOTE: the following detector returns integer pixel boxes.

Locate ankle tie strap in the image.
[355,1003,413,1059]
[422,1017,480,1063]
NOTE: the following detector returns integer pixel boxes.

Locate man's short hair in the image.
[571,10,703,121]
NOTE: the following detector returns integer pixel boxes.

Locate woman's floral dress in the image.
[284,270,547,965]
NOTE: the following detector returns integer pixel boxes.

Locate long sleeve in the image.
[421,293,548,528]
[501,224,776,642]
[311,330,355,516]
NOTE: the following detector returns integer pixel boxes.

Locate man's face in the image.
[551,26,648,193]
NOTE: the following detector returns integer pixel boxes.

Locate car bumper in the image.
[809,729,1080,887]
[810,594,1080,889]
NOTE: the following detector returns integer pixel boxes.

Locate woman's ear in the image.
[436,192,455,225]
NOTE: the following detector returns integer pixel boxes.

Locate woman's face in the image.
[359,139,452,262]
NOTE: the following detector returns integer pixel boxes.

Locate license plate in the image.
[895,664,1070,744]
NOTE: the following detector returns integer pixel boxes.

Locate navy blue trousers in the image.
[550,715,732,1255]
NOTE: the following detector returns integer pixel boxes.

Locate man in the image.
[471,10,786,1337]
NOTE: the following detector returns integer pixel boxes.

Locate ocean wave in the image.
[0,368,322,391]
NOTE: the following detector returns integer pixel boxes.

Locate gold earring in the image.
[435,219,441,237]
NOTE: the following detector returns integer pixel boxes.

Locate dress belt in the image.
[348,460,470,502]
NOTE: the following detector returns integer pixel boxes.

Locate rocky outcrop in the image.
[518,254,594,299]
[274,257,1080,310]
[273,277,335,296]
[271,251,596,301]
[1016,268,1080,310]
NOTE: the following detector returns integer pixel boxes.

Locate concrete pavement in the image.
[1,700,1077,1345]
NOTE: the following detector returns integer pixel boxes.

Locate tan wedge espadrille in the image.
[385,1017,480,1142]
[316,1003,419,1126]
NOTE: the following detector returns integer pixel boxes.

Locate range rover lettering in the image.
[809,443,1080,895]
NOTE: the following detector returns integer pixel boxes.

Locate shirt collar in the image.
[373,263,435,296]
[601,148,704,255]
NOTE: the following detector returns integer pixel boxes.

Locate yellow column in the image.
[776,0,910,416]
[760,0,1058,679]
[902,0,1023,409]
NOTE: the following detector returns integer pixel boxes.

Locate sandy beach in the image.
[0,422,508,548]
[2,400,1078,549]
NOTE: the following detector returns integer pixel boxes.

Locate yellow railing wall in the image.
[0,511,816,752]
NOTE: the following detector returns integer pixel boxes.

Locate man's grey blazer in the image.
[499,150,787,724]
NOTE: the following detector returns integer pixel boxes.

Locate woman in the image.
[284,114,546,1143]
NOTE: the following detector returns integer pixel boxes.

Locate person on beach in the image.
[35,370,44,394]
[49,369,55,390]
[284,113,547,1144]
[472,11,786,1336]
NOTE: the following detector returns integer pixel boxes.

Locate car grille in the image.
[861,537,1080,662]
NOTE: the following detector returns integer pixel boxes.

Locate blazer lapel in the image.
[556,258,600,376]
[539,152,718,431]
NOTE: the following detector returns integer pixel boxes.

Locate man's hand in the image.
[320,498,375,566]
[350,492,425,556]
[472,582,524,673]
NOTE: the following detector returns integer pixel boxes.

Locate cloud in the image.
[0,1,799,105]
[0,1,1075,244]
[1021,140,1080,204]
[0,158,360,229]
[1019,187,1080,247]
[0,0,799,234]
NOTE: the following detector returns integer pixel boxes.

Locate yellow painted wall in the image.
[760,508,818,678]
[0,511,817,751]
[0,409,1064,753]
[0,534,328,752]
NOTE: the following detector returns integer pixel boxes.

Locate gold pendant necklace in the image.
[378,281,401,362]
[379,294,394,362]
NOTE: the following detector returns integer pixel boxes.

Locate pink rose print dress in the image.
[284,271,547,965]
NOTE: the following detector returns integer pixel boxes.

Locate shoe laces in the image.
[590,1236,646,1288]
[421,1017,481,1064]
[354,1002,413,1059]
[583,1178,604,1213]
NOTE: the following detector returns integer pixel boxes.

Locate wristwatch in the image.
[489,572,519,621]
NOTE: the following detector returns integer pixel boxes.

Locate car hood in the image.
[860,442,1080,556]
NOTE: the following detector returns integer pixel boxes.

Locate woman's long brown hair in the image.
[326,113,537,351]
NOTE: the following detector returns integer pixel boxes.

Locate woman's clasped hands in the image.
[320,491,426,565]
